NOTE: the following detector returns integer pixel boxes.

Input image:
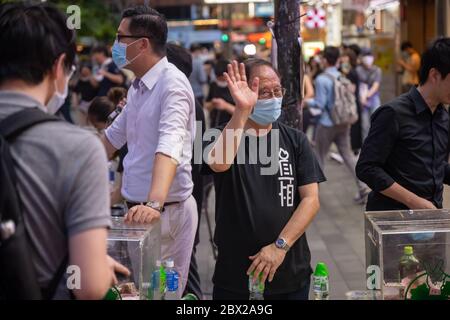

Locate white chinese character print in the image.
[278,148,294,207]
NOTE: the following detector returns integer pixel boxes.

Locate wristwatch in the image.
[145,200,164,213]
[275,238,290,252]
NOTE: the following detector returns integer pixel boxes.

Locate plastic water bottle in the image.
[248,272,265,300]
[108,161,115,192]
[313,262,329,300]
[165,259,179,300]
[149,260,164,300]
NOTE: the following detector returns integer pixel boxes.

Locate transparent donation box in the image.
[107,217,161,300]
[365,209,450,300]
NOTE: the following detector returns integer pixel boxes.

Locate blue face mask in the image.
[112,39,142,69]
[249,97,283,125]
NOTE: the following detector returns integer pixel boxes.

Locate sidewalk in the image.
[195,158,369,300]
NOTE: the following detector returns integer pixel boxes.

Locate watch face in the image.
[276,239,285,248]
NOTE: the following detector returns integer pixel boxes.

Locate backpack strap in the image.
[0,108,59,140]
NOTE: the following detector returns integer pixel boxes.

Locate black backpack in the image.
[0,108,68,300]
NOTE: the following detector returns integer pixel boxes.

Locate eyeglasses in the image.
[115,34,151,42]
[258,87,286,100]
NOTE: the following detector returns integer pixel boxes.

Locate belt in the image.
[125,200,181,212]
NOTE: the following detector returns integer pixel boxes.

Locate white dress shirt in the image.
[106,57,195,202]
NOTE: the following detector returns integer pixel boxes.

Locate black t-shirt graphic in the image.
[202,121,326,295]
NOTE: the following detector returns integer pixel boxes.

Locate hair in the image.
[88,97,115,123]
[122,5,167,57]
[244,58,279,81]
[348,44,361,57]
[190,43,202,53]
[0,1,76,85]
[166,43,193,77]
[401,41,414,51]
[419,37,450,85]
[91,45,110,57]
[323,46,340,66]
[343,48,358,68]
[107,87,127,106]
[214,59,230,77]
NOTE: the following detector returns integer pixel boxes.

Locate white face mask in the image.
[362,55,375,67]
[46,71,72,114]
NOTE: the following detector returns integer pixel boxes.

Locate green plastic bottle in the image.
[313,262,329,300]
[248,271,265,300]
[399,246,421,298]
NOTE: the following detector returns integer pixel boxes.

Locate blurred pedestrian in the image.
[91,45,125,97]
[189,43,208,103]
[306,46,369,204]
[398,41,421,93]
[356,48,382,142]
[72,62,98,125]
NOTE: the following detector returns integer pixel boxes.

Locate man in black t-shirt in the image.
[205,60,235,127]
[203,59,325,300]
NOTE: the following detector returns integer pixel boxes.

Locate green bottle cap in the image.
[404,246,413,255]
[314,262,329,276]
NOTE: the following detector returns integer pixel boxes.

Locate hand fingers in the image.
[269,266,277,282]
[125,207,137,223]
[247,257,260,276]
[239,62,247,83]
[227,64,236,83]
[139,210,147,224]
[251,77,260,94]
[114,260,131,276]
[132,208,143,223]
[111,273,118,286]
[249,253,259,260]
[223,72,234,88]
[233,61,241,82]
[260,265,271,284]
[253,262,266,282]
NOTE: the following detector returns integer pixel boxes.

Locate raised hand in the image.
[223,60,259,112]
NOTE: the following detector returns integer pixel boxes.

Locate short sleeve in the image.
[65,136,112,237]
[296,133,326,186]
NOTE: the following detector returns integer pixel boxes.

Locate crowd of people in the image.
[1,1,450,301]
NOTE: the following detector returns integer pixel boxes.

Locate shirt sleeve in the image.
[105,107,127,150]
[65,135,112,237]
[356,106,399,192]
[374,67,382,83]
[156,82,193,164]
[296,133,326,186]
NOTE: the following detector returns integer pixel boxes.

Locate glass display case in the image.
[107,217,161,300]
[365,209,450,300]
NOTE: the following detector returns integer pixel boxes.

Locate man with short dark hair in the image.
[0,1,128,299]
[102,5,198,298]
[307,46,369,204]
[357,37,450,211]
[91,45,124,97]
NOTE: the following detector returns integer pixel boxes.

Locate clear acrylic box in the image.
[365,209,450,300]
[107,217,161,300]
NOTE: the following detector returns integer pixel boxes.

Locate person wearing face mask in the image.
[0,2,129,299]
[102,5,198,298]
[72,62,99,125]
[356,49,382,142]
[204,59,236,127]
[202,59,325,300]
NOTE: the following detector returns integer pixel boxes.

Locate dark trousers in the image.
[213,279,311,300]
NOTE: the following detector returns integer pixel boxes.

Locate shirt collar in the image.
[0,90,46,111]
[409,86,444,114]
[140,57,168,91]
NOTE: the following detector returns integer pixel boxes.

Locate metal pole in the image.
[274,0,303,130]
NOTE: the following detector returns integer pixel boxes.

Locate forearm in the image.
[147,153,177,204]
[380,182,420,208]
[104,72,123,85]
[110,175,123,206]
[101,134,118,160]
[278,195,320,247]
[208,109,250,172]
[367,82,380,98]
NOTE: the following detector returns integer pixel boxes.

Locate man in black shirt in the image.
[203,59,325,300]
[356,38,450,211]
[91,46,125,97]
[205,59,235,127]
